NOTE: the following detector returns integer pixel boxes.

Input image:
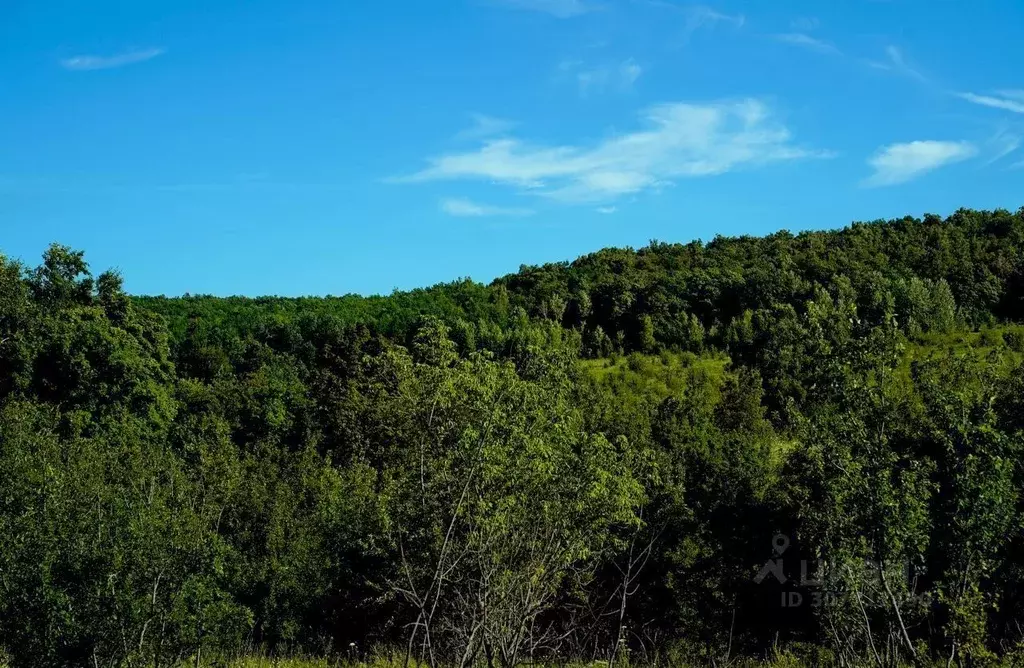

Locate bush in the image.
[980,328,1005,347]
[1004,327,1024,352]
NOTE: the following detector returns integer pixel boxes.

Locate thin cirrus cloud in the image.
[619,59,643,87]
[60,48,166,71]
[772,33,840,55]
[635,2,744,44]
[683,5,744,31]
[866,46,926,82]
[493,0,592,17]
[398,99,831,204]
[679,5,745,43]
[563,58,643,95]
[440,197,535,217]
[956,90,1024,114]
[984,129,1022,165]
[863,140,977,187]
[455,114,518,141]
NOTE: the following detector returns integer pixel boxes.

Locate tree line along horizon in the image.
[3,206,1024,667]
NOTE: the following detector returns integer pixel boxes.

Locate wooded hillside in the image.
[4,208,1024,667]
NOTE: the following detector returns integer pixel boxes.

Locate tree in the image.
[384,323,642,667]
[638,315,656,354]
[916,354,1020,664]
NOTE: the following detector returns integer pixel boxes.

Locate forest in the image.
[4,207,1024,667]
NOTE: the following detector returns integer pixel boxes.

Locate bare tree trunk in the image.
[849,567,882,667]
[879,559,916,661]
[725,603,737,665]
[609,513,661,668]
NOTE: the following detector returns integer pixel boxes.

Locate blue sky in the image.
[2,0,1023,296]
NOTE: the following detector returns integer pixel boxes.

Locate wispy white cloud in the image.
[680,5,744,41]
[863,140,977,187]
[772,33,840,55]
[456,114,518,141]
[790,17,820,31]
[884,46,924,80]
[636,2,744,43]
[568,58,643,95]
[866,46,925,82]
[984,128,1022,165]
[60,48,166,71]
[494,0,592,17]
[440,197,535,217]
[399,99,830,203]
[619,58,643,87]
[686,5,744,29]
[956,91,1024,114]
[596,206,618,214]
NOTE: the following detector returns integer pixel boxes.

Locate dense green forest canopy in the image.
[142,207,1023,331]
[4,207,1024,667]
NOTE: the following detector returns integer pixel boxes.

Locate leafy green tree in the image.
[383,323,642,667]
[915,355,1021,664]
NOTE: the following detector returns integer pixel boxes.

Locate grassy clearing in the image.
[581,350,731,401]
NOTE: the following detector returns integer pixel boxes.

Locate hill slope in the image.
[3,208,1024,666]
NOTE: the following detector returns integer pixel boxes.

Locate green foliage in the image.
[379,330,643,666]
[6,208,1024,665]
[1004,325,1024,352]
